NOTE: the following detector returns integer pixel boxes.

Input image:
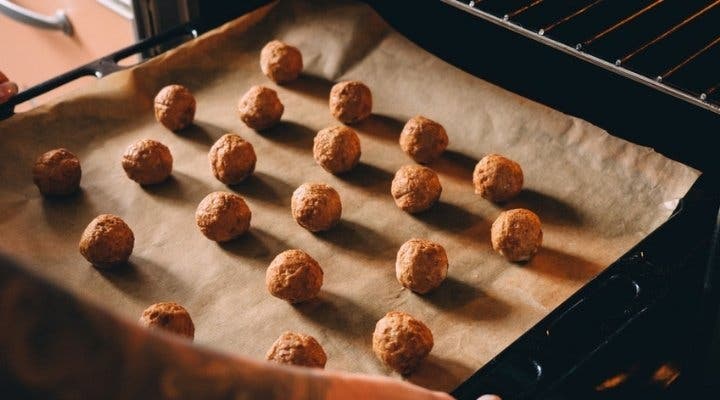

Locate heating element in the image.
[442,0,720,115]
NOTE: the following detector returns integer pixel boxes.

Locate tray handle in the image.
[0,22,198,120]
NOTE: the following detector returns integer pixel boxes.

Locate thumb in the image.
[0,81,18,104]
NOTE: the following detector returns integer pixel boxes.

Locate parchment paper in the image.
[0,0,700,392]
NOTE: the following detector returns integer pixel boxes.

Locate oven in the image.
[1,1,719,399]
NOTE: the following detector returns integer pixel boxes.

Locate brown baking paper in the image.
[0,0,700,392]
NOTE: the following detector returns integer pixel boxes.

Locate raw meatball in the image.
[209,133,256,185]
[372,311,434,375]
[79,214,134,268]
[266,331,327,368]
[139,302,194,340]
[291,183,342,232]
[491,208,542,262]
[395,239,448,294]
[266,249,323,303]
[329,81,372,124]
[473,154,524,202]
[154,84,196,131]
[260,40,303,84]
[121,139,173,185]
[195,191,251,242]
[391,165,442,213]
[399,116,449,164]
[237,85,284,130]
[32,148,81,196]
[313,125,361,174]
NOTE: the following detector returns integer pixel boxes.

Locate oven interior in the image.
[2,1,719,399]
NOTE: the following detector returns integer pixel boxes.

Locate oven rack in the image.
[442,0,720,116]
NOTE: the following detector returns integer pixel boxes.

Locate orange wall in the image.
[0,0,135,109]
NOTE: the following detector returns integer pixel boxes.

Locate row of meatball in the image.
[139,300,433,375]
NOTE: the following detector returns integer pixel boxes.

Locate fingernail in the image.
[0,81,18,103]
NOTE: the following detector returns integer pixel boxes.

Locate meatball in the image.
[395,239,448,294]
[473,154,524,202]
[313,125,361,174]
[399,116,449,164]
[154,84,196,131]
[139,302,194,340]
[329,81,372,124]
[491,208,542,262]
[260,40,303,84]
[390,165,442,213]
[291,183,342,232]
[266,249,323,303]
[121,139,173,185]
[372,311,434,375]
[79,214,134,268]
[237,85,284,130]
[32,148,81,196]
[266,331,327,368]
[195,192,252,242]
[208,133,256,185]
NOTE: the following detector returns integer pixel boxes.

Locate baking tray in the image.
[0,0,707,398]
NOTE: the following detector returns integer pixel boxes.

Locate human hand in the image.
[0,71,18,104]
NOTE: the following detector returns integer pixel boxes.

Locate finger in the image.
[0,81,19,104]
[477,395,502,400]
[0,70,8,83]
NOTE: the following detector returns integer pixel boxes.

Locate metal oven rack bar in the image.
[0,22,197,120]
[441,0,720,115]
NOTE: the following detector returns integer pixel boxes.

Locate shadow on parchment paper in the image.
[41,188,97,235]
[504,189,584,226]
[354,114,404,142]
[97,256,189,302]
[230,171,294,207]
[414,201,487,235]
[433,150,479,183]
[259,120,315,151]
[421,276,511,321]
[218,227,288,261]
[282,74,334,103]
[178,121,226,146]
[315,219,398,258]
[336,161,393,195]
[526,246,603,282]
[408,354,476,393]
[294,291,377,339]
[141,171,212,202]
